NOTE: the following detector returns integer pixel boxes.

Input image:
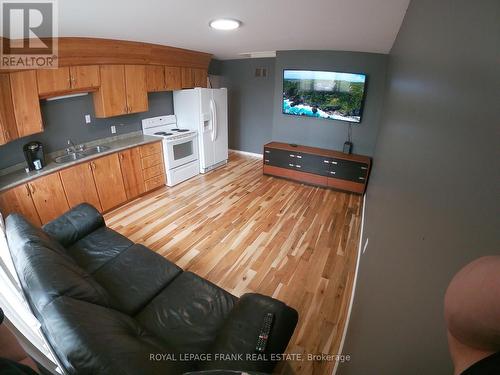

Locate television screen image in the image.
[283,70,367,123]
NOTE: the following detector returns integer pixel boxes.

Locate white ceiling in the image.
[55,0,410,60]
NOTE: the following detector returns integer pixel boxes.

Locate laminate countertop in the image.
[0,133,162,193]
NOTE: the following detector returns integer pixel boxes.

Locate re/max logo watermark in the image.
[1,0,58,69]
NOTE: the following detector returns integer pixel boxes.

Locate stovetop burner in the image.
[154,132,173,136]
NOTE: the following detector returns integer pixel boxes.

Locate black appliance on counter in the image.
[23,141,45,171]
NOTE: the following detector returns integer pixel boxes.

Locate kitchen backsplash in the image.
[0,91,173,170]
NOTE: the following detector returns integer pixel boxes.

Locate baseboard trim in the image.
[229,149,263,158]
[332,192,367,375]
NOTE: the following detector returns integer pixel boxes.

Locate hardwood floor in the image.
[105,152,363,375]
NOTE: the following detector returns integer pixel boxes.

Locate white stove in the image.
[142,115,199,187]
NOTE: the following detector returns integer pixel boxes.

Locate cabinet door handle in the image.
[295,155,302,159]
[331,161,338,165]
[358,177,365,180]
[361,166,367,170]
[25,185,31,196]
[323,160,330,164]
[288,163,294,167]
[29,184,35,195]
[264,150,270,154]
[119,153,124,160]
[295,164,301,168]
[264,159,269,162]
[330,171,336,175]
[289,154,295,158]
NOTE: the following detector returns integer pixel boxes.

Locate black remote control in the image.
[255,313,274,352]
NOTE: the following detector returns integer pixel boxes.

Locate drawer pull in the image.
[289,154,295,158]
[361,166,367,170]
[331,161,338,165]
[330,171,336,175]
[265,150,270,154]
[323,160,330,164]
[264,159,270,162]
[358,177,365,180]
[288,163,294,167]
[296,155,302,159]
[295,164,301,168]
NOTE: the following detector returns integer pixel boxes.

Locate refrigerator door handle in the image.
[213,98,218,141]
[210,99,215,141]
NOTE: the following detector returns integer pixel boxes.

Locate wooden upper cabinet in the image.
[93,65,148,118]
[28,173,70,225]
[124,65,148,114]
[91,153,127,211]
[70,65,100,90]
[36,65,99,97]
[0,74,18,145]
[9,71,43,137]
[193,68,208,88]
[181,67,195,89]
[119,147,145,200]
[146,65,167,92]
[165,67,182,90]
[59,162,103,212]
[36,67,71,96]
[0,184,41,226]
[93,65,127,118]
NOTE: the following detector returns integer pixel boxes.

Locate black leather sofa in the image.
[5,204,298,375]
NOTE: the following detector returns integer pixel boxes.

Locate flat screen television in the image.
[283,69,367,123]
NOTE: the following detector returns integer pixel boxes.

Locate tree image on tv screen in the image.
[283,70,366,123]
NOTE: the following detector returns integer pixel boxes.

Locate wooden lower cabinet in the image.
[28,174,70,224]
[119,147,146,200]
[0,184,41,226]
[91,153,127,211]
[59,162,103,212]
[0,143,167,224]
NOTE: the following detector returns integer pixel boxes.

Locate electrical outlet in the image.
[85,114,91,124]
[111,125,116,134]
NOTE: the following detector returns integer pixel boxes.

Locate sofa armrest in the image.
[42,203,105,247]
[202,293,298,373]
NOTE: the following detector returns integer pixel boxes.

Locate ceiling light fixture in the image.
[209,19,241,31]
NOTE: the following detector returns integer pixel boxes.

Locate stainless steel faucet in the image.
[66,139,77,154]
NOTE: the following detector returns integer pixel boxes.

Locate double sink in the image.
[54,145,110,164]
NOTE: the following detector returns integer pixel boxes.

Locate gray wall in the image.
[339,1,500,374]
[272,50,388,156]
[0,91,173,169]
[218,58,275,154]
[218,51,388,156]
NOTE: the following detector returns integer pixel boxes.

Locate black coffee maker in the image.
[23,141,45,171]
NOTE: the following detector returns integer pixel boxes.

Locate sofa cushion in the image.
[67,226,133,273]
[5,214,110,316]
[136,272,237,355]
[92,244,183,315]
[201,293,299,373]
[42,203,105,248]
[42,296,192,375]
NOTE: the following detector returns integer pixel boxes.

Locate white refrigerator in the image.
[173,88,228,174]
